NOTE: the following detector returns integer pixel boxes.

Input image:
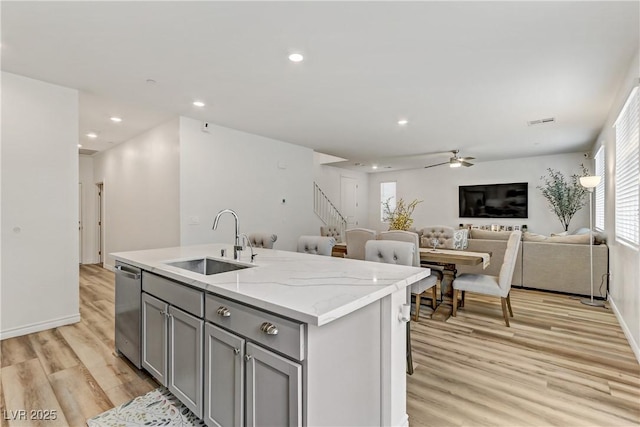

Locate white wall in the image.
[367,152,592,236]
[1,72,79,339]
[593,51,640,363]
[79,155,98,264]
[93,118,180,269]
[180,117,315,251]
[313,155,370,229]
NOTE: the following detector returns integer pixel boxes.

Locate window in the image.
[614,86,639,247]
[594,146,605,231]
[380,182,396,222]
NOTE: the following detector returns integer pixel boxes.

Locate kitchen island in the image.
[113,243,430,427]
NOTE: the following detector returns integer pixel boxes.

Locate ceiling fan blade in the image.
[461,160,474,167]
[460,156,475,161]
[424,161,449,169]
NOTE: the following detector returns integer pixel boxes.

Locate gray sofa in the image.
[456,230,609,297]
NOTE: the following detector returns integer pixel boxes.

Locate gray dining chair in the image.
[320,225,342,243]
[248,232,278,249]
[345,228,377,260]
[297,236,336,256]
[364,240,425,375]
[378,230,440,321]
[452,230,522,326]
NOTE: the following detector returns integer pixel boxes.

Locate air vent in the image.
[79,148,99,155]
[527,117,556,126]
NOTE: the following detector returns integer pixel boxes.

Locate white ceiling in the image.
[2,1,638,171]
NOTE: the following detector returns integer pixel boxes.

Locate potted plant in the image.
[382,198,422,231]
[537,164,590,231]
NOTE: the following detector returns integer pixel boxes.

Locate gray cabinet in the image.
[142,293,167,384]
[245,342,302,427]
[168,306,203,419]
[204,324,245,427]
[141,274,204,419]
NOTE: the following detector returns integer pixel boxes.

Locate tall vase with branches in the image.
[382,198,422,231]
[537,164,590,231]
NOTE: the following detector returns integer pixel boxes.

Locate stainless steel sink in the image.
[164,257,252,275]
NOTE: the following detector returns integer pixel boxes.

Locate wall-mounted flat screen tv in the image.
[459,182,528,218]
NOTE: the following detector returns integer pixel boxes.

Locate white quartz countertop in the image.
[112,243,430,326]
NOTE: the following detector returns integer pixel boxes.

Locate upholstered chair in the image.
[420,226,456,248]
[248,233,278,249]
[378,230,440,320]
[452,230,522,327]
[364,240,426,375]
[320,225,342,243]
[297,236,336,256]
[345,228,377,260]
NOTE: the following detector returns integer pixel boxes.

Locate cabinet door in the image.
[203,324,244,427]
[168,305,203,419]
[245,343,302,427]
[142,293,168,385]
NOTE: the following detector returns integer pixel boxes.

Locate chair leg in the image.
[406,322,414,375]
[460,290,466,307]
[506,293,514,317]
[500,297,510,327]
[414,293,421,322]
[452,289,459,317]
[431,286,437,309]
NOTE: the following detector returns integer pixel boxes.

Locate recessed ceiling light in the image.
[146,78,157,84]
[193,101,205,107]
[110,116,122,123]
[288,53,304,63]
[77,144,83,148]
[398,119,408,125]
[372,165,378,170]
[86,132,98,138]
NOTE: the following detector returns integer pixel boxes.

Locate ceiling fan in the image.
[424,150,475,169]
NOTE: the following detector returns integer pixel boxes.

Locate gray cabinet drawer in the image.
[205,294,305,361]
[142,272,204,317]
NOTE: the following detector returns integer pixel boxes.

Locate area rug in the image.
[87,387,205,427]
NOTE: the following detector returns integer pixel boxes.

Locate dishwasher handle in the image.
[115,264,141,280]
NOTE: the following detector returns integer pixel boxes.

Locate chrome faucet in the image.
[212,209,242,260]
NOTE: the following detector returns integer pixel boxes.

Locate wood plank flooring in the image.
[1,265,638,426]
[408,291,640,426]
[0,265,157,427]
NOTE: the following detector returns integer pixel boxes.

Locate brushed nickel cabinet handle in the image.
[260,322,279,335]
[217,306,231,317]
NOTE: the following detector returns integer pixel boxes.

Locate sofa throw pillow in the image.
[452,229,469,250]
[551,231,568,237]
[470,229,512,240]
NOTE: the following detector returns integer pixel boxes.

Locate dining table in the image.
[331,242,491,321]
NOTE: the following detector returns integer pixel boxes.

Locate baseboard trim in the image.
[0,313,81,340]
[608,292,640,364]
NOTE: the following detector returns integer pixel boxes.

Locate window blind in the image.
[594,146,605,231]
[614,86,639,247]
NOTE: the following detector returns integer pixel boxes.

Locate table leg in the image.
[431,264,456,321]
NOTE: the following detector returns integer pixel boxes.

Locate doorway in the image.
[340,176,358,228]
[96,183,104,265]
[79,183,83,264]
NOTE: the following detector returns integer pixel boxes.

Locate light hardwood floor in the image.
[1,265,639,426]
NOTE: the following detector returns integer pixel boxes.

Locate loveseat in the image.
[456,229,609,297]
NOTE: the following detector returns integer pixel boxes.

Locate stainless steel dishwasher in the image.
[115,261,142,368]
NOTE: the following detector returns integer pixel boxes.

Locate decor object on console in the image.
[382,198,422,231]
[537,164,590,231]
[579,175,605,308]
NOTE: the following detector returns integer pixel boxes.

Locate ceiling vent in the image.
[79,148,99,156]
[527,117,556,126]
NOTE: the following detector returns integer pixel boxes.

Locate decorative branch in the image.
[537,164,590,231]
[383,198,422,231]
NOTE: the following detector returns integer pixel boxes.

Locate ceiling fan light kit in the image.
[425,149,475,169]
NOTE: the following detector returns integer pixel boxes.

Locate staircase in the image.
[313,182,347,235]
